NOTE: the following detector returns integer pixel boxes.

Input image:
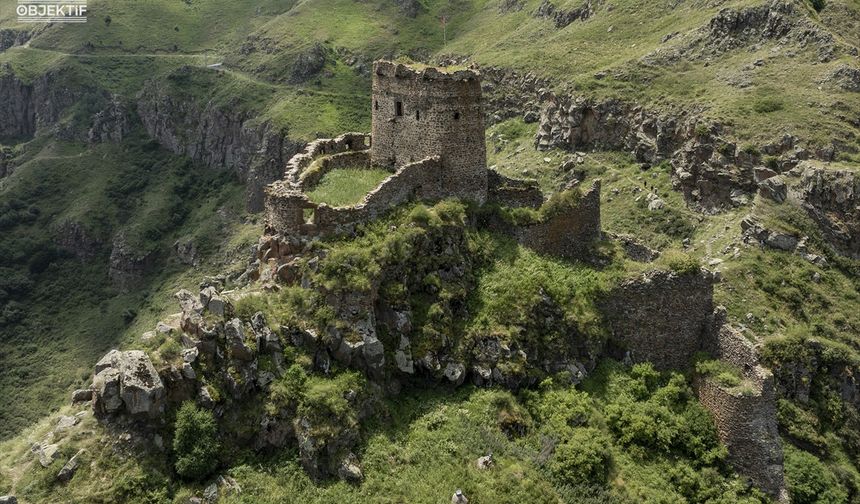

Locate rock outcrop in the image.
[0,70,80,139]
[533,0,595,28]
[92,350,165,419]
[55,220,101,260]
[0,29,31,52]
[788,165,860,259]
[108,233,154,291]
[137,67,302,212]
[87,95,131,144]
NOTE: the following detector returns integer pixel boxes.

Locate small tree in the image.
[173,402,220,481]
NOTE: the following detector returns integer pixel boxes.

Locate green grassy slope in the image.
[0,132,259,439]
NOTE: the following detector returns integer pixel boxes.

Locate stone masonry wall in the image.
[371,61,487,203]
[514,180,601,259]
[696,323,788,502]
[600,268,715,371]
[314,156,443,235]
[265,156,443,238]
[487,169,544,209]
[285,132,370,186]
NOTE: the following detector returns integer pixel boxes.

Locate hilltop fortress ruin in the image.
[77,61,786,502]
[263,60,601,258]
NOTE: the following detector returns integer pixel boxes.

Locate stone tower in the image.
[370,61,488,203]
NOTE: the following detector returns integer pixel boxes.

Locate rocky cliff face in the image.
[789,165,860,259]
[0,29,32,53]
[0,69,81,140]
[137,71,302,212]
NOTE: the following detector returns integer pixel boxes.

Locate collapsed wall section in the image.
[600,268,715,371]
[514,180,602,259]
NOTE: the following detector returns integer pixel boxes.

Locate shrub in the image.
[268,363,308,412]
[695,359,742,388]
[661,249,700,275]
[408,204,435,226]
[740,144,760,156]
[784,446,847,503]
[764,156,780,170]
[173,402,220,481]
[540,188,583,221]
[809,0,825,12]
[548,428,611,486]
[753,97,784,114]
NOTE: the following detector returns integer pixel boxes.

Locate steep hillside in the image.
[0,0,859,502]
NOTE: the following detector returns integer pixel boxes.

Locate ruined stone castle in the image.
[263,60,599,258]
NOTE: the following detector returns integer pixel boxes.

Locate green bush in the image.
[695,359,742,388]
[784,446,847,503]
[173,402,220,481]
[268,363,308,413]
[540,188,583,221]
[549,428,611,486]
[753,97,784,114]
[661,249,700,275]
[809,0,825,12]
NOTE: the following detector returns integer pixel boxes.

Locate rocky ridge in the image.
[137,67,303,212]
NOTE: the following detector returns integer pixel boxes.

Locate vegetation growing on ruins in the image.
[305,168,392,207]
[1,0,860,501]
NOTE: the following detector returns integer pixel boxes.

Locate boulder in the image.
[753,166,778,183]
[203,483,218,503]
[395,336,414,374]
[647,198,665,211]
[765,232,799,251]
[362,336,385,375]
[337,454,363,483]
[119,351,166,417]
[92,367,122,415]
[476,454,494,470]
[225,319,255,361]
[71,389,92,403]
[92,350,165,419]
[57,449,84,482]
[452,489,469,504]
[38,443,59,467]
[55,415,79,432]
[0,496,17,504]
[444,363,466,386]
[758,175,787,203]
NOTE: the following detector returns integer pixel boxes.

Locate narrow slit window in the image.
[395,101,403,117]
[454,111,460,120]
[415,110,420,120]
[374,100,378,110]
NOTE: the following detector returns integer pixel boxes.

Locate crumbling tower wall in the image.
[370,61,487,203]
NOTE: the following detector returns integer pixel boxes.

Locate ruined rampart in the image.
[600,268,715,371]
[696,325,788,502]
[514,180,602,259]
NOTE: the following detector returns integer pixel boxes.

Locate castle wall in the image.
[370,61,487,202]
[487,170,544,209]
[264,181,315,235]
[285,132,370,185]
[696,325,788,502]
[600,268,715,371]
[314,156,443,235]
[514,180,601,259]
